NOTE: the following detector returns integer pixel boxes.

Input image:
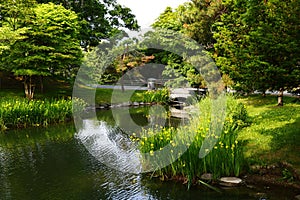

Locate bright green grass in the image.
[238,95,300,168]
[95,88,145,104]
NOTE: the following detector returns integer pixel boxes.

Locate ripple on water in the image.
[76,120,142,174]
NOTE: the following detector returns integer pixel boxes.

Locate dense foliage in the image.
[214,0,300,96]
[152,0,300,105]
[151,1,226,89]
[0,1,83,99]
[35,0,139,49]
[0,0,139,99]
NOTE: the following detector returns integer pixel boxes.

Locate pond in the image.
[0,106,297,200]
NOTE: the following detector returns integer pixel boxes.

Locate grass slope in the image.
[238,95,300,170]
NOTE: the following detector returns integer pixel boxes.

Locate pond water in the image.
[0,107,297,200]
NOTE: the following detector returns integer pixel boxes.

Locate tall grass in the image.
[135,95,250,186]
[0,97,77,130]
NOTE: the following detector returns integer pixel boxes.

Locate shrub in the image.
[0,118,7,132]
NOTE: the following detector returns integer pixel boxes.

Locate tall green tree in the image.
[151,1,225,88]
[36,0,139,49]
[0,27,27,54]
[0,2,83,99]
[0,0,31,54]
[179,0,226,51]
[214,0,300,105]
[152,6,183,31]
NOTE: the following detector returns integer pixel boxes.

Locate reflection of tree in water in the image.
[96,106,183,133]
[0,123,75,147]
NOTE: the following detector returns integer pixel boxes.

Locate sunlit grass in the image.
[238,95,300,167]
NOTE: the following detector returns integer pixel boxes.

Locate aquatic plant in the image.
[135,95,250,186]
[0,97,75,129]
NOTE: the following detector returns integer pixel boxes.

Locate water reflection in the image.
[0,123,155,200]
[76,119,142,174]
[95,106,184,130]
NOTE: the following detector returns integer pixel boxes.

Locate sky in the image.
[117,0,189,28]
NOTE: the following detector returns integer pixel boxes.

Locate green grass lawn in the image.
[0,78,144,103]
[73,86,149,105]
[237,95,300,170]
[95,88,146,104]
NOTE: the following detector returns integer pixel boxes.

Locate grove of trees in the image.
[0,0,139,99]
[1,0,299,105]
[152,0,300,105]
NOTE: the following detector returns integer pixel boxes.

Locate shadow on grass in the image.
[239,94,298,108]
[239,95,300,168]
[251,109,300,167]
[0,77,73,99]
[267,117,300,149]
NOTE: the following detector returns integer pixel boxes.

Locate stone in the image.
[219,177,242,187]
[295,195,300,200]
[200,173,213,181]
[170,107,189,119]
[132,102,139,106]
[120,102,131,107]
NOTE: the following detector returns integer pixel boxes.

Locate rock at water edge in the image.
[219,177,242,187]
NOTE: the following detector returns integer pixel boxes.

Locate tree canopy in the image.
[213,0,300,98]
[151,0,225,88]
[0,1,83,99]
[152,0,300,105]
[153,0,226,51]
[0,0,141,99]
[36,0,139,49]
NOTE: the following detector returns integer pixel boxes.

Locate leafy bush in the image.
[0,118,7,132]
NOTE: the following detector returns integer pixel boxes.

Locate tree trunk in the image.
[24,76,35,100]
[40,76,43,93]
[120,70,125,92]
[277,88,284,106]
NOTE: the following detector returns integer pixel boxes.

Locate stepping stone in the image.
[219,177,242,187]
